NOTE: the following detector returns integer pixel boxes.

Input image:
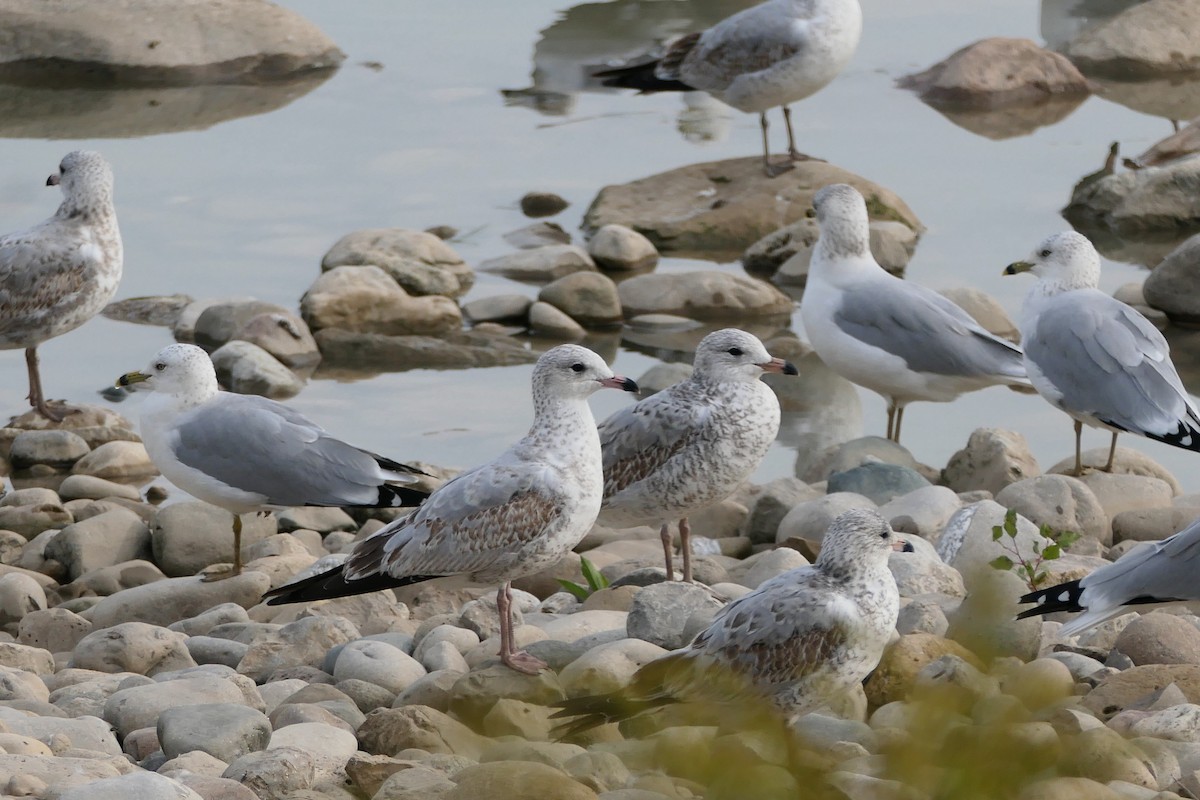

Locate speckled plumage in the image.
[553,508,902,733]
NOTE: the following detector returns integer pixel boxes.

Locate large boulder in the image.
[1065,146,1200,236]
[1144,233,1200,325]
[1065,0,1200,79]
[321,229,473,298]
[583,158,921,258]
[616,271,793,320]
[300,265,462,336]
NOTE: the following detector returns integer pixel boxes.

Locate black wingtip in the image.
[262,562,442,605]
[593,61,693,93]
[1144,420,1200,454]
[1016,579,1085,620]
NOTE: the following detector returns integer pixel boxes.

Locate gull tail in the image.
[1017,579,1085,619]
[594,61,692,93]
[1143,417,1200,455]
[368,454,435,508]
[262,562,441,606]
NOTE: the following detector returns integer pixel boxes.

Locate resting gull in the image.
[552,508,908,736]
[1005,231,1200,475]
[264,344,638,674]
[595,0,862,176]
[1,151,122,421]
[597,329,797,583]
[800,183,1028,443]
[1018,516,1200,635]
[118,343,430,580]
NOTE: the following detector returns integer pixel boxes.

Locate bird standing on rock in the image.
[1,151,122,421]
[118,343,430,581]
[264,345,638,675]
[596,0,862,177]
[596,329,797,583]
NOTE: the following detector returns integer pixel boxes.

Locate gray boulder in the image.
[158,703,272,762]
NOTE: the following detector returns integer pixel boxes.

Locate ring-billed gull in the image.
[118,343,430,581]
[801,184,1028,443]
[597,329,797,583]
[1,151,121,421]
[264,345,638,674]
[1004,231,1200,475]
[595,0,862,177]
[1018,516,1200,635]
[552,508,909,736]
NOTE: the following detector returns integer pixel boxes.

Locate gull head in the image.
[693,328,798,383]
[817,508,911,575]
[118,343,219,401]
[48,151,115,217]
[813,183,871,259]
[1004,231,1101,292]
[532,344,638,403]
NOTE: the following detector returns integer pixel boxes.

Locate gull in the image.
[1,151,122,421]
[1018,516,1200,636]
[552,508,908,736]
[118,344,430,580]
[800,183,1028,443]
[1004,231,1200,475]
[264,345,638,674]
[595,0,862,177]
[597,329,797,583]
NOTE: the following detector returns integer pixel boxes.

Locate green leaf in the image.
[1042,544,1061,560]
[580,557,609,592]
[989,555,1014,571]
[1004,509,1018,537]
[991,525,1003,542]
[556,579,589,602]
[1034,571,1048,587]
[1031,540,1041,554]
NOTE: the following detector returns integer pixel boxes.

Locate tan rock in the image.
[447,761,597,800]
[356,705,485,759]
[864,633,982,708]
[300,265,461,336]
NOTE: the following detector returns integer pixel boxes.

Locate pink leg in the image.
[679,518,692,583]
[497,581,546,674]
[25,348,65,422]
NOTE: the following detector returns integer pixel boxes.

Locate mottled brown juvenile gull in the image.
[1,151,122,421]
[264,344,638,674]
[1005,231,1200,475]
[552,508,908,735]
[801,184,1028,443]
[597,329,797,583]
[1018,515,1200,635]
[595,0,862,176]
[118,344,430,581]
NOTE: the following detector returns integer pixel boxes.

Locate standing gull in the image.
[1005,231,1200,475]
[597,329,797,583]
[1018,516,1200,635]
[595,0,862,176]
[118,344,430,580]
[800,183,1028,443]
[552,508,908,736]
[1,151,122,421]
[264,345,638,674]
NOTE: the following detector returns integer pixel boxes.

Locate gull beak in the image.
[117,371,149,387]
[1004,261,1033,276]
[46,173,60,187]
[759,357,799,376]
[600,375,639,393]
[892,539,914,553]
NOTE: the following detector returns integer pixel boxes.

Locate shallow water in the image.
[3,0,1199,494]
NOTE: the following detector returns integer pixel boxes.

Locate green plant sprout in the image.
[989,508,1081,591]
[557,556,610,601]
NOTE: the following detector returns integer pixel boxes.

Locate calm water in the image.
[2,0,1198,493]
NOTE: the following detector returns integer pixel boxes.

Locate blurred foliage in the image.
[989,508,1082,591]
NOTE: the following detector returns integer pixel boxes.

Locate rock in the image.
[1113,506,1199,543]
[801,436,924,484]
[18,608,89,653]
[194,301,292,350]
[895,597,949,636]
[864,633,981,707]
[332,640,425,695]
[71,441,156,479]
[57,475,141,502]
[449,761,597,800]
[300,265,462,336]
[232,311,321,369]
[357,705,485,759]
[1144,234,1200,325]
[87,572,270,629]
[152,501,276,577]
[939,287,1022,343]
[0,0,343,84]
[103,294,193,327]
[321,228,472,298]
[463,295,533,324]
[879,486,962,540]
[936,500,1043,573]
[46,507,151,581]
[1068,727,1157,787]
[1114,613,1200,665]
[0,642,52,675]
[626,583,724,649]
[1066,157,1200,238]
[888,551,965,599]
[588,225,658,272]
[899,38,1090,109]
[267,721,357,765]
[374,766,455,800]
[56,772,203,800]
[1077,473,1175,528]
[276,508,355,534]
[945,569,1041,661]
[210,341,304,399]
[727,547,809,589]
[448,664,565,724]
[827,463,931,505]
[1084,664,1200,717]
[9,430,89,469]
[312,329,536,372]
[775,493,876,546]
[237,615,360,682]
[559,637,669,696]
[1129,703,1200,742]
[70,622,195,676]
[583,157,921,258]
[616,271,792,320]
[994,475,1109,545]
[1047,447,1181,493]
[528,301,586,338]
[0,502,71,539]
[187,635,250,668]
[504,221,571,249]
[480,245,597,282]
[944,429,1040,495]
[0,573,48,626]
[105,674,250,738]
[539,272,622,327]
[221,747,321,800]
[521,192,570,218]
[1065,0,1200,78]
[158,703,272,761]
[743,477,822,544]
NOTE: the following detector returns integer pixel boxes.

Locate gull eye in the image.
[570,363,585,373]
[879,530,889,539]
[154,363,166,372]
[727,347,743,357]
[1039,249,1051,258]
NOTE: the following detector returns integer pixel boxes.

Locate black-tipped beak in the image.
[893,539,915,553]
[117,371,149,387]
[46,174,60,187]
[760,357,799,376]
[600,375,638,393]
[1004,261,1033,276]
